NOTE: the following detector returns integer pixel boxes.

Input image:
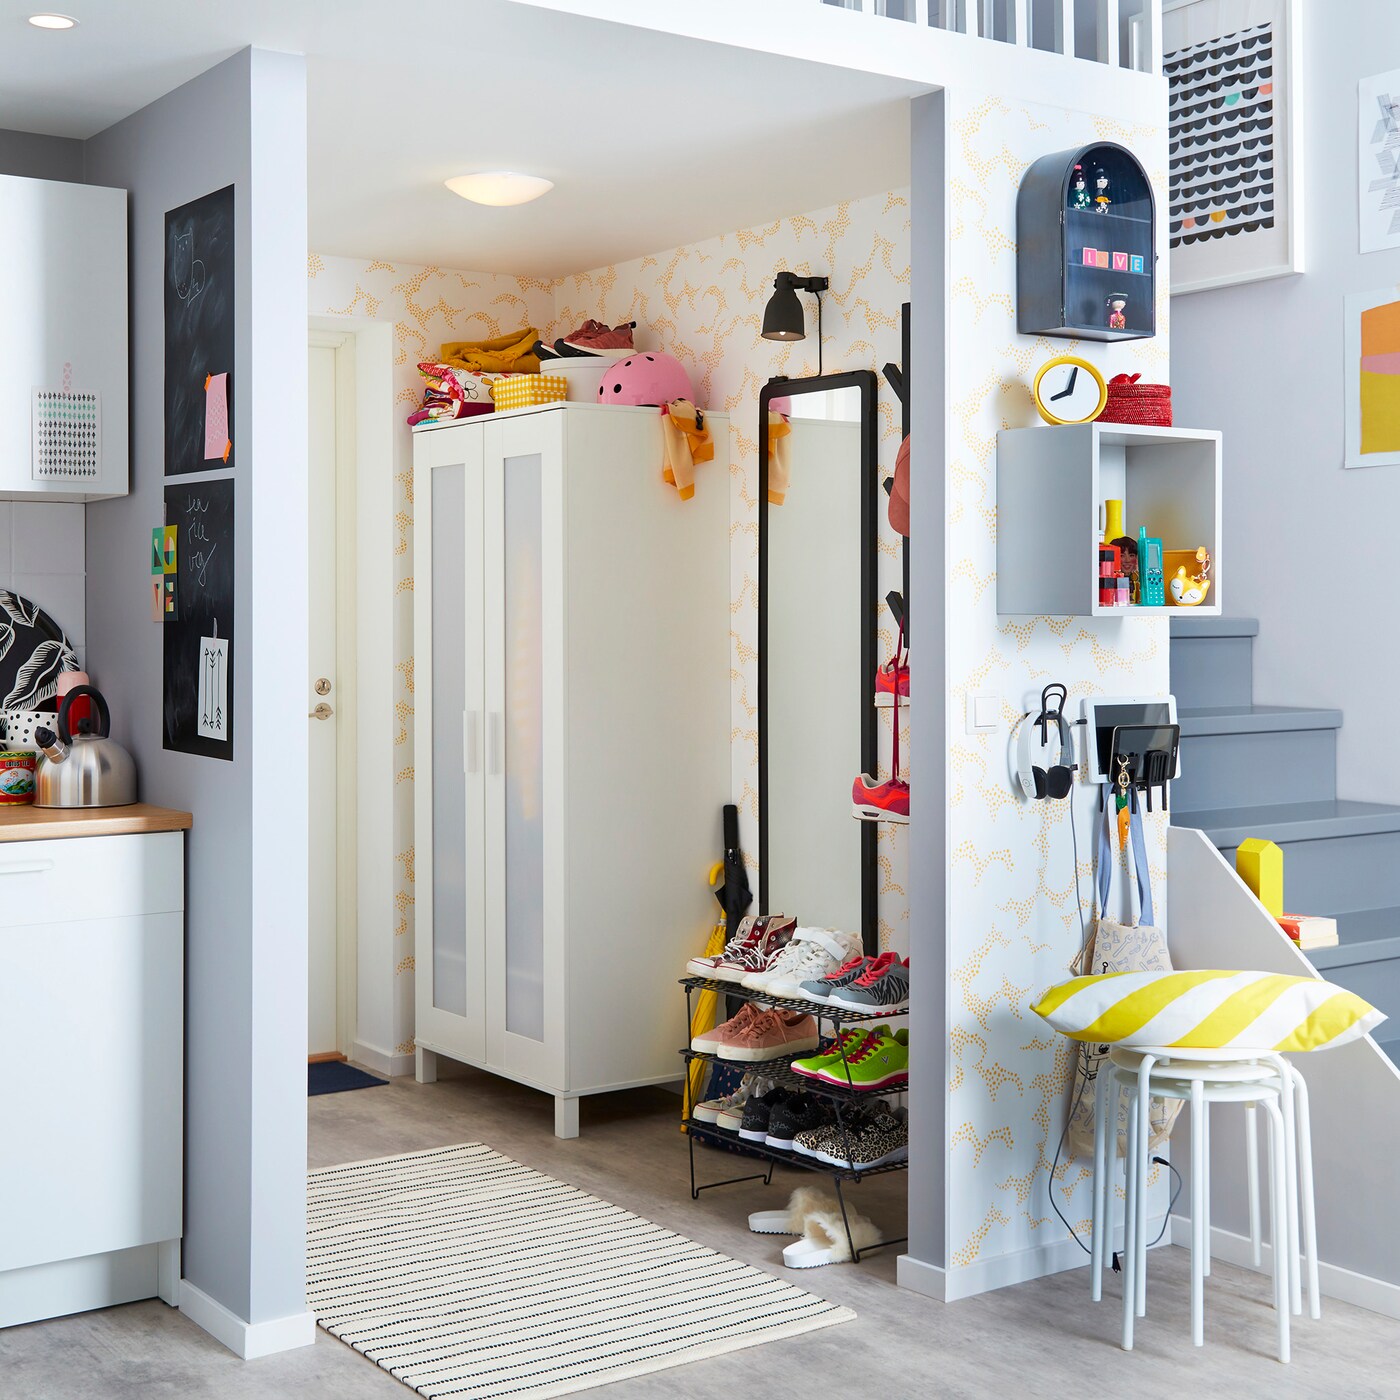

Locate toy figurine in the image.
[1107,295,1128,331]
[1169,546,1213,606]
[1069,164,1093,212]
[1094,165,1112,213]
[1110,535,1139,604]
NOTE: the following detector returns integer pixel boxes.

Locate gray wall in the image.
[1171,0,1400,805]
[905,88,948,1275]
[0,126,83,181]
[83,48,310,1330]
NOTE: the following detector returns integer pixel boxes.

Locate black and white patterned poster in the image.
[1163,0,1296,293]
[1360,68,1400,254]
[1166,22,1275,247]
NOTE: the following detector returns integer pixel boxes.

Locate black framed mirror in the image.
[758,370,880,953]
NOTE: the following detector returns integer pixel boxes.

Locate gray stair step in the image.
[1170,618,1257,710]
[1173,800,1400,913]
[1177,705,1342,738]
[1169,617,1260,639]
[1174,706,1340,810]
[1308,908,1400,971]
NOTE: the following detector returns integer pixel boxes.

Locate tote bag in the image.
[1065,800,1180,1159]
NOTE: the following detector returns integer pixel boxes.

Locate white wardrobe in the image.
[413,402,731,1136]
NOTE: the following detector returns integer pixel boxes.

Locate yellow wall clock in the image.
[1032,355,1108,425]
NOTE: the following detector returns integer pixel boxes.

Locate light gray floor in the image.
[3,1064,1397,1399]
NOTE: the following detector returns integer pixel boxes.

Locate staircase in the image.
[1170,616,1400,1065]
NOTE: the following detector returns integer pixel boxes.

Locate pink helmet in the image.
[597,352,694,407]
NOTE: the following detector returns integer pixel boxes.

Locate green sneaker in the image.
[812,1027,909,1090]
[790,1027,875,1082]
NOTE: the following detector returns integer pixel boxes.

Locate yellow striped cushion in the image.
[1032,969,1384,1053]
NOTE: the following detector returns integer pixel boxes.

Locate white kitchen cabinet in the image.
[413,403,731,1137]
[0,820,186,1328]
[0,173,128,500]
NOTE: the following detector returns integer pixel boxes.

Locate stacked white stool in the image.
[1089,1044,1318,1363]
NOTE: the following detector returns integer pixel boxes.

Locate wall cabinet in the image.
[0,827,184,1328]
[413,403,731,1137]
[0,173,129,500]
[1017,142,1157,343]
[996,423,1222,617]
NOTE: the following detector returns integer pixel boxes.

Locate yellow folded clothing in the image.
[439,327,542,375]
[767,411,792,505]
[661,399,713,500]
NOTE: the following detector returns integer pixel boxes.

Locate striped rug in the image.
[307,1143,855,1399]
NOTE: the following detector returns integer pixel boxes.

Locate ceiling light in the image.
[28,13,78,28]
[445,172,554,207]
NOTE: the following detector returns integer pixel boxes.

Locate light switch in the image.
[967,694,999,734]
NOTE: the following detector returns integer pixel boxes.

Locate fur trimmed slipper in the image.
[747,1186,839,1236]
[781,1205,883,1267]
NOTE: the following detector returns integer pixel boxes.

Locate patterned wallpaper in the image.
[941,92,1172,1276]
[308,186,911,1059]
[554,190,913,957]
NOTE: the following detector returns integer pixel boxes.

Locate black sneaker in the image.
[738,1087,790,1142]
[531,338,564,363]
[765,1094,834,1151]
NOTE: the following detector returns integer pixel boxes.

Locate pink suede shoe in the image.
[713,1009,819,1063]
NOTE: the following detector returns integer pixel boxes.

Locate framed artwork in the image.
[1359,68,1400,254]
[1163,0,1303,295]
[1344,288,1400,471]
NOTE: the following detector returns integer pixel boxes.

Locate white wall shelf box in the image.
[413,402,731,1137]
[996,422,1222,618]
[0,174,129,502]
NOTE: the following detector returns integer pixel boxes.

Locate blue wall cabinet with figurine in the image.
[1017,142,1157,343]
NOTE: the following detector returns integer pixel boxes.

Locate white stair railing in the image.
[821,0,1160,73]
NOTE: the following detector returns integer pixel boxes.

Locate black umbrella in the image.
[716,803,752,930]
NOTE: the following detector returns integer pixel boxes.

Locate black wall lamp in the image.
[762,271,829,371]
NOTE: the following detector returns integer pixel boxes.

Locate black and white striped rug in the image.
[307,1143,854,1399]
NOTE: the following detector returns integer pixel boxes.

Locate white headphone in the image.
[1015,682,1078,801]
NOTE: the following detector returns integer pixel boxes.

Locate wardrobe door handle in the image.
[487,712,503,775]
[464,710,480,775]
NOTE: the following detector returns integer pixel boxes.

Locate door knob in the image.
[309,702,334,720]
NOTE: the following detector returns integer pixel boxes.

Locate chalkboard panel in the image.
[164,186,235,476]
[163,478,234,760]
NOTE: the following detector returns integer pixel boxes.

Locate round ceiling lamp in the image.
[445,172,554,207]
[28,12,78,27]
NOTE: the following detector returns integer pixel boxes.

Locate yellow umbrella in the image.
[683,861,728,1128]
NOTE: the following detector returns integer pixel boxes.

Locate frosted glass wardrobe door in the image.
[483,414,566,1088]
[414,433,488,1068]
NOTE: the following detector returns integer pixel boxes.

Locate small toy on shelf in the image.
[1138,527,1165,606]
[1106,294,1128,331]
[1109,533,1139,603]
[1093,165,1112,213]
[1070,164,1093,212]
[1169,545,1213,607]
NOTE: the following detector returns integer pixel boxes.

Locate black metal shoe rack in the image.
[680,975,908,1263]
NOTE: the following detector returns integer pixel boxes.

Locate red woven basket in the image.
[1099,373,1172,427]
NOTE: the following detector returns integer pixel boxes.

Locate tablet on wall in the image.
[1081,695,1181,783]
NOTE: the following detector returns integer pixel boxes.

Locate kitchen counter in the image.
[0,803,192,842]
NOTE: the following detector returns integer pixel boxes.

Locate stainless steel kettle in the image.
[34,685,137,808]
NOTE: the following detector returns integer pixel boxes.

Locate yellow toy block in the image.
[1236,838,1284,918]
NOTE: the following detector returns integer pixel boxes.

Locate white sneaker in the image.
[744,927,863,997]
[711,1075,772,1132]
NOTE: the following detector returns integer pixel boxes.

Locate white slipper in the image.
[780,1206,883,1267]
[748,1186,837,1236]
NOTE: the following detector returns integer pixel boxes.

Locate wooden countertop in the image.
[0,803,192,842]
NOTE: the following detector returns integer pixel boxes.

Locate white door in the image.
[413,426,489,1067]
[483,413,567,1089]
[307,336,352,1057]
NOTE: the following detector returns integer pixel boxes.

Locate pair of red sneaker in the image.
[853,621,909,824]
